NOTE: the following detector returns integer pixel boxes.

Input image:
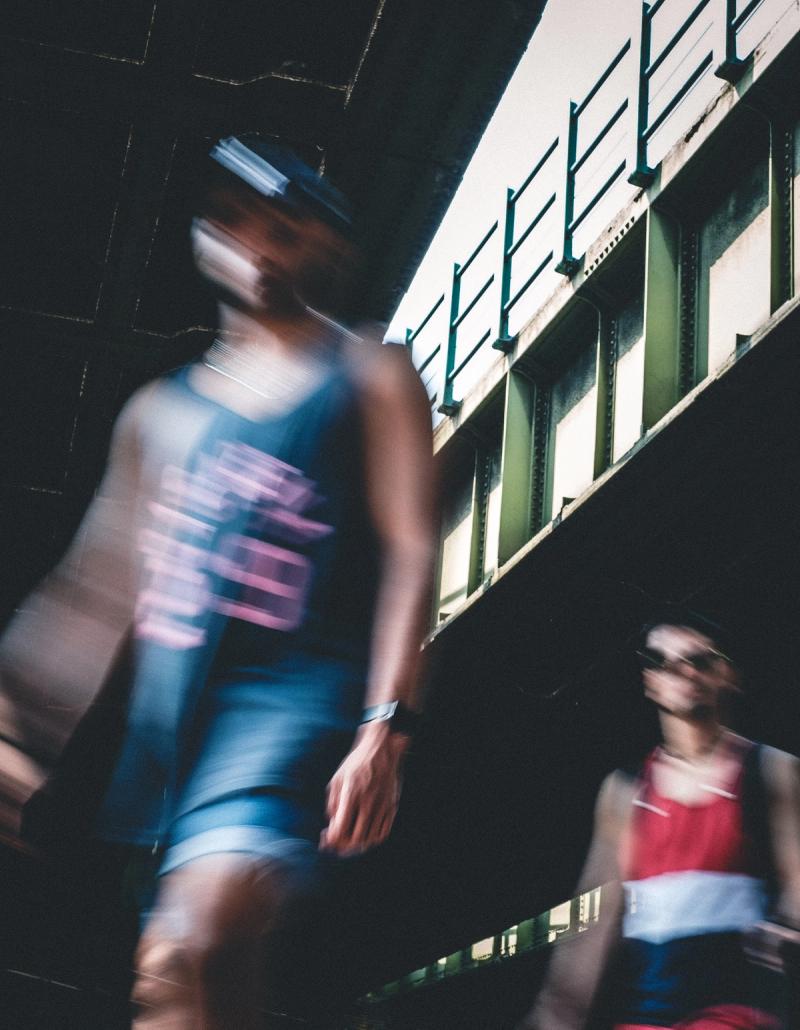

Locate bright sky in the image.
[386,0,635,341]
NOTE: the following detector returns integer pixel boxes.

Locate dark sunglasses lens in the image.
[638,650,664,670]
[686,652,718,671]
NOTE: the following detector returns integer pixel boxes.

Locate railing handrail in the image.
[507,192,556,261]
[571,99,629,176]
[457,221,499,280]
[569,161,627,234]
[733,0,765,30]
[644,50,713,139]
[452,274,495,330]
[410,0,783,416]
[446,328,493,384]
[510,137,560,206]
[417,342,442,376]
[646,0,713,80]
[648,0,672,20]
[407,292,445,345]
[575,39,632,117]
[503,250,554,316]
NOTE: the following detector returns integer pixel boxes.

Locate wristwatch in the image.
[360,700,421,736]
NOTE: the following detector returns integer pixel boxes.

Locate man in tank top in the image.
[519,610,800,1030]
[1,137,436,1027]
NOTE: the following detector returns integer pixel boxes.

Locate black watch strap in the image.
[360,700,421,736]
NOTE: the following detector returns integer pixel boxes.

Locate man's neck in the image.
[218,303,321,357]
[659,713,725,764]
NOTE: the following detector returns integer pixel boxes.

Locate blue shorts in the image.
[159,651,363,876]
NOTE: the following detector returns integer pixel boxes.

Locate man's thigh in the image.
[132,852,301,1016]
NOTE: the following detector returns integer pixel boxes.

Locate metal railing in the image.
[630,0,716,184]
[405,292,445,411]
[439,220,499,414]
[557,40,632,274]
[406,0,780,417]
[496,137,559,349]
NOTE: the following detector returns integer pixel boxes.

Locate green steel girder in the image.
[497,370,536,568]
[642,207,681,429]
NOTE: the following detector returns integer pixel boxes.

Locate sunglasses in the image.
[637,648,729,674]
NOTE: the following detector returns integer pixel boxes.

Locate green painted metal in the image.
[407,292,446,410]
[475,443,493,581]
[467,447,487,596]
[555,101,580,275]
[576,39,632,120]
[569,894,583,932]
[648,0,713,80]
[715,0,750,81]
[557,41,632,276]
[515,918,536,952]
[678,228,699,393]
[630,0,720,182]
[496,137,560,350]
[593,309,614,479]
[644,52,714,143]
[694,225,710,383]
[497,370,536,566]
[495,187,517,351]
[529,386,550,535]
[642,207,681,428]
[438,223,500,406]
[409,0,783,421]
[629,2,658,186]
[768,120,795,313]
[438,262,462,415]
[541,379,557,529]
[407,293,445,351]
[444,949,465,976]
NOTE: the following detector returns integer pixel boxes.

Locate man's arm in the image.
[518,771,634,1030]
[321,341,436,856]
[741,746,800,978]
[0,384,153,838]
[761,746,800,928]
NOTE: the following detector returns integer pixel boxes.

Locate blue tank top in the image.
[95,341,380,845]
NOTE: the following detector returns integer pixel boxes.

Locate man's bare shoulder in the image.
[596,768,639,831]
[342,327,424,399]
[113,370,217,464]
[113,378,167,436]
[759,744,800,789]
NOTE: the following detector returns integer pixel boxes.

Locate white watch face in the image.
[363,701,399,723]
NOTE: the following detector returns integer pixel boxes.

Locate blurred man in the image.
[520,610,800,1030]
[1,137,436,1027]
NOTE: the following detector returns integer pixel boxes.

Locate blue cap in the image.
[210,135,351,235]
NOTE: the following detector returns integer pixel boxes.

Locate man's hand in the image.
[744,919,800,973]
[320,721,410,856]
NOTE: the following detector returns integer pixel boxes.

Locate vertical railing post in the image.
[554,102,580,275]
[715,0,749,81]
[628,2,656,187]
[404,325,414,359]
[438,262,462,415]
[494,187,516,351]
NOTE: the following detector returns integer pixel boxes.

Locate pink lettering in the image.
[134,442,331,648]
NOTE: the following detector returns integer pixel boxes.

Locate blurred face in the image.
[640,625,736,721]
[193,186,349,316]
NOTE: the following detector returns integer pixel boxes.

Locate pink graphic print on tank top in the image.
[135,441,332,649]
